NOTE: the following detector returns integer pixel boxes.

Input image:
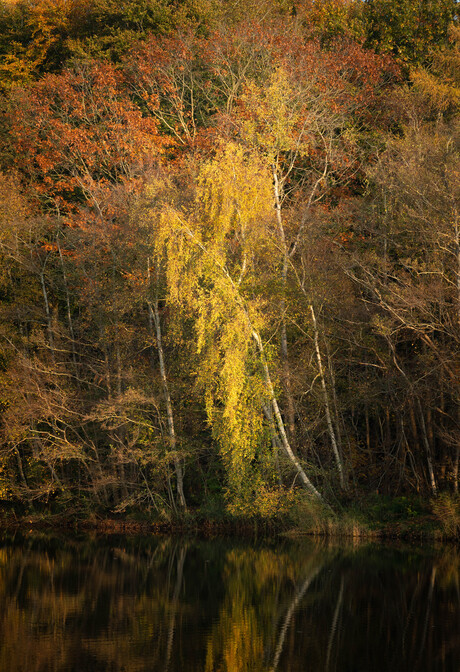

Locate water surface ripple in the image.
[0,533,458,671]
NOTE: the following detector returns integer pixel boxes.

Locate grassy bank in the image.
[283,493,460,542]
[1,493,459,542]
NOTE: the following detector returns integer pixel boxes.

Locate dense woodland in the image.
[0,0,459,521]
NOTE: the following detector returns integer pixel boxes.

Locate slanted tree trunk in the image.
[252,329,324,501]
[270,563,323,672]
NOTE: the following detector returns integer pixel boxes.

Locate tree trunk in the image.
[149,299,186,511]
[39,269,55,361]
[273,165,296,443]
[252,329,325,502]
[310,305,346,490]
[416,398,437,496]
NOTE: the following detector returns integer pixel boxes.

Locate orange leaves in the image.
[40,242,58,252]
[6,21,400,229]
[8,61,164,216]
[127,32,206,149]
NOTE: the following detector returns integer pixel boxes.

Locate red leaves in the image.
[8,61,165,215]
[7,23,401,224]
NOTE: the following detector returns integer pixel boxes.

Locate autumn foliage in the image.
[0,0,459,520]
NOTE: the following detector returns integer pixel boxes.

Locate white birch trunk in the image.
[149,299,186,510]
[273,165,296,441]
[252,329,323,501]
[310,304,346,490]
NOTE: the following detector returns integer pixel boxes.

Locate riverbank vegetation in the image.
[0,0,459,535]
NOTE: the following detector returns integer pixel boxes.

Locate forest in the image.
[0,0,459,529]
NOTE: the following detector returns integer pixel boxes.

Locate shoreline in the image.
[1,510,458,543]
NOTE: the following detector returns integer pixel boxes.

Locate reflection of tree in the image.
[204,546,325,672]
[416,566,436,671]
[325,575,344,672]
[270,564,323,671]
[0,538,459,671]
[165,543,187,671]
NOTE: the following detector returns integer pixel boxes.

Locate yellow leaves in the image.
[28,0,73,34]
[0,173,32,259]
[157,209,202,308]
[0,0,76,87]
[240,68,305,160]
[0,50,36,90]
[297,0,366,42]
[192,271,262,479]
[411,68,460,115]
[206,605,265,672]
[197,141,273,254]
[146,142,278,499]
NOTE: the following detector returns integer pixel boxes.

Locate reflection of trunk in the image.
[326,575,344,671]
[165,545,187,671]
[270,564,323,671]
[310,305,345,490]
[148,299,186,511]
[13,543,31,601]
[417,566,436,668]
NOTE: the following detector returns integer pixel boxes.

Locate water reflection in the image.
[0,533,458,671]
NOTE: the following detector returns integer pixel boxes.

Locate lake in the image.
[0,531,458,671]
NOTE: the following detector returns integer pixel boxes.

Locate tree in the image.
[7,61,163,213]
[363,0,458,65]
[347,117,460,494]
[211,30,398,488]
[147,141,325,507]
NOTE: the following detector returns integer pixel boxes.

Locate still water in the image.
[0,532,458,671]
